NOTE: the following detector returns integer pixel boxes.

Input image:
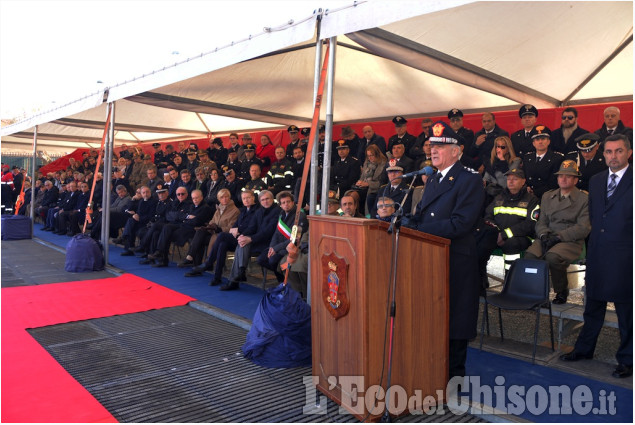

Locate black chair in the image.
[479,258,554,363]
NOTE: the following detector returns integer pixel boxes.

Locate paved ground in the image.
[2,238,486,423]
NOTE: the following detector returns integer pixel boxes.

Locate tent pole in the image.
[309,12,323,217]
[29,125,38,227]
[320,36,336,214]
[101,102,115,265]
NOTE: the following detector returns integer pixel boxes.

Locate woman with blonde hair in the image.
[178,188,240,267]
[483,136,521,199]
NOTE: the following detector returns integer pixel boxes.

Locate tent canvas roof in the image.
[2,1,632,153]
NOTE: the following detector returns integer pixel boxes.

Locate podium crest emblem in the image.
[321,252,350,319]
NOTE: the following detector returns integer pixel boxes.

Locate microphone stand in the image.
[382,176,418,422]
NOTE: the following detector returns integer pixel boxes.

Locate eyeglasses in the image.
[496,145,507,149]
[176,193,187,196]
[377,203,394,209]
[562,115,575,120]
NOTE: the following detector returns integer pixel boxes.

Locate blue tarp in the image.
[242,283,312,368]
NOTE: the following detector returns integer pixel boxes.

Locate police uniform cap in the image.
[504,168,526,179]
[152,143,161,148]
[198,150,208,156]
[386,158,404,172]
[554,159,581,176]
[575,133,600,152]
[519,104,538,118]
[301,127,311,137]
[428,121,459,145]
[335,139,350,150]
[327,189,339,204]
[447,108,464,119]
[155,184,168,193]
[392,116,407,126]
[287,125,299,133]
[531,125,551,139]
[244,143,256,151]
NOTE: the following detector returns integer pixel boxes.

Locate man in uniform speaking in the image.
[408,121,485,379]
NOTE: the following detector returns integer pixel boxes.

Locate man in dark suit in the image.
[560,134,633,378]
[469,112,509,170]
[409,121,485,379]
[358,125,387,162]
[550,107,590,155]
[594,106,633,143]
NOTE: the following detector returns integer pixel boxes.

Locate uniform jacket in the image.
[484,186,539,240]
[456,126,475,154]
[331,155,361,194]
[585,166,633,301]
[243,179,268,198]
[511,125,551,158]
[266,158,294,194]
[564,150,608,192]
[387,132,417,159]
[522,150,563,199]
[239,157,264,181]
[410,161,485,340]
[374,181,412,218]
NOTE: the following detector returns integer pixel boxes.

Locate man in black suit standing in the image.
[560,134,633,379]
[409,121,485,379]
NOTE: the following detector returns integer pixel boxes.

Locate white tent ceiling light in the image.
[1,1,632,154]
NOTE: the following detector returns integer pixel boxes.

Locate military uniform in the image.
[242,178,268,198]
[525,160,591,302]
[408,121,485,378]
[330,141,361,195]
[152,144,169,169]
[522,150,563,199]
[373,181,412,219]
[387,133,417,159]
[565,150,607,192]
[266,158,294,195]
[239,156,263,181]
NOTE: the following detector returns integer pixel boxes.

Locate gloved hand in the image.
[541,234,561,253]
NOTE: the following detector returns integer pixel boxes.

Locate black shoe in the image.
[112,237,124,244]
[152,261,168,268]
[560,351,593,362]
[120,250,134,256]
[236,268,247,282]
[133,246,146,253]
[219,281,239,291]
[274,271,285,282]
[612,364,632,378]
[209,277,222,286]
[139,258,155,265]
[552,292,568,305]
[147,251,161,260]
[184,268,203,277]
[177,258,194,268]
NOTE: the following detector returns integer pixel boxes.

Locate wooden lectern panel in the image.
[309,216,450,420]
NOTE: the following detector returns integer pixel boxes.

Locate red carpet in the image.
[2,274,195,423]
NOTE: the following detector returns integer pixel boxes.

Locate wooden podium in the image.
[308,215,450,420]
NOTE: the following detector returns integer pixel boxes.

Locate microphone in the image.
[398,166,435,180]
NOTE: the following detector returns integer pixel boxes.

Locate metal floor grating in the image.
[28,305,485,423]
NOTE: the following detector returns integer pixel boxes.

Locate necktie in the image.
[607,174,618,198]
[525,132,530,138]
[435,172,442,184]
[608,129,615,135]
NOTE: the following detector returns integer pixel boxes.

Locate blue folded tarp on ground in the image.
[243,283,312,368]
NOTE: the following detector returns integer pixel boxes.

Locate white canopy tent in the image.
[1,0,632,154]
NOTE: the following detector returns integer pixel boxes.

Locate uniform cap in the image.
[386,158,404,172]
[392,116,407,126]
[519,104,538,118]
[447,108,464,119]
[554,159,581,176]
[504,168,525,179]
[335,139,350,150]
[428,121,459,145]
[152,143,161,148]
[287,125,299,133]
[575,133,600,152]
[531,125,551,139]
[244,143,256,151]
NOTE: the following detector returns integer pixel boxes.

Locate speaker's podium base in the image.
[308,216,450,421]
